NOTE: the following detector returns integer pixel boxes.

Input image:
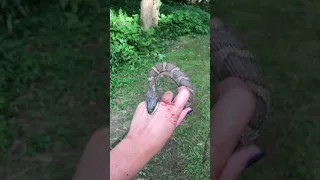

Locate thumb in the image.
[219,145,264,180]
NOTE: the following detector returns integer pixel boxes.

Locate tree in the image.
[140,0,160,29]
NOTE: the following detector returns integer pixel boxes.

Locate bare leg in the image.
[210,77,256,179]
[72,128,110,180]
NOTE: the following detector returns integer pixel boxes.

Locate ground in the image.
[212,0,320,179]
[110,34,210,179]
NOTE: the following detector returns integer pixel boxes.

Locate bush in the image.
[110,9,159,72]
[110,4,209,72]
[0,0,103,33]
[158,5,209,38]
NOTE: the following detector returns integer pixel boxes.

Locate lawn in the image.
[0,4,108,180]
[110,34,210,179]
[212,0,320,179]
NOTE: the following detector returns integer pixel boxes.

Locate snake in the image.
[145,62,194,114]
[211,17,270,146]
[111,62,193,150]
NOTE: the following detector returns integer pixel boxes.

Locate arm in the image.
[110,136,158,180]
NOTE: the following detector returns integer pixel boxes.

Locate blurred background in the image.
[212,0,320,179]
[0,0,108,179]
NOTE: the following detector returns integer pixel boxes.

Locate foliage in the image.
[0,0,108,178]
[0,0,103,33]
[158,5,209,37]
[0,2,107,156]
[110,9,159,72]
[110,4,209,72]
[161,0,210,12]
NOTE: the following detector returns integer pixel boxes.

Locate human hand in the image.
[211,78,265,180]
[125,86,193,153]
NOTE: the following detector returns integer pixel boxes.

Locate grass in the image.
[212,0,320,179]
[110,34,210,179]
[0,5,108,180]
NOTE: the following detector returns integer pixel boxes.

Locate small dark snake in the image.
[145,62,194,114]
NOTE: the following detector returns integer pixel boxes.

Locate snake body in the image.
[146,62,194,114]
[211,17,270,145]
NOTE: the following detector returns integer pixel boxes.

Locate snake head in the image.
[145,91,159,114]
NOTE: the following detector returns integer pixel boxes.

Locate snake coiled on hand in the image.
[211,17,270,145]
[145,62,194,114]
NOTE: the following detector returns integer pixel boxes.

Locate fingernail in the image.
[187,109,193,115]
[246,152,265,168]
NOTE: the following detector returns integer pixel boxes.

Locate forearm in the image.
[110,136,158,180]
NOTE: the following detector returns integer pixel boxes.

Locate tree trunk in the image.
[140,0,159,29]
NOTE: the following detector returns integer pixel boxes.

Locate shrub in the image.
[157,5,209,38]
[110,4,209,72]
[0,0,103,33]
[110,9,159,72]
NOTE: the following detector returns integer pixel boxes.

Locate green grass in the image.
[212,0,320,179]
[0,5,108,180]
[110,34,210,179]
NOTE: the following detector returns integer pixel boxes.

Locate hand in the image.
[126,86,193,153]
[211,78,265,180]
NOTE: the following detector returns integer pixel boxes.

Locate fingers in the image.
[161,91,174,104]
[176,107,192,127]
[170,86,191,126]
[219,145,264,180]
[132,102,148,119]
[210,88,256,179]
[171,86,190,112]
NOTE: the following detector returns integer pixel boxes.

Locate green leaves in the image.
[110,9,158,73]
[59,0,101,13]
[110,5,209,73]
[0,0,28,33]
[158,5,209,37]
[0,0,102,33]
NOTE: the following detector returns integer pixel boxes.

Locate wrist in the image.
[123,134,160,156]
[110,135,158,180]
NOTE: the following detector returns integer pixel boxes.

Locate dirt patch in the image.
[110,107,134,148]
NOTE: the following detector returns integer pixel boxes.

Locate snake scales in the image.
[211,17,270,145]
[145,62,194,114]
